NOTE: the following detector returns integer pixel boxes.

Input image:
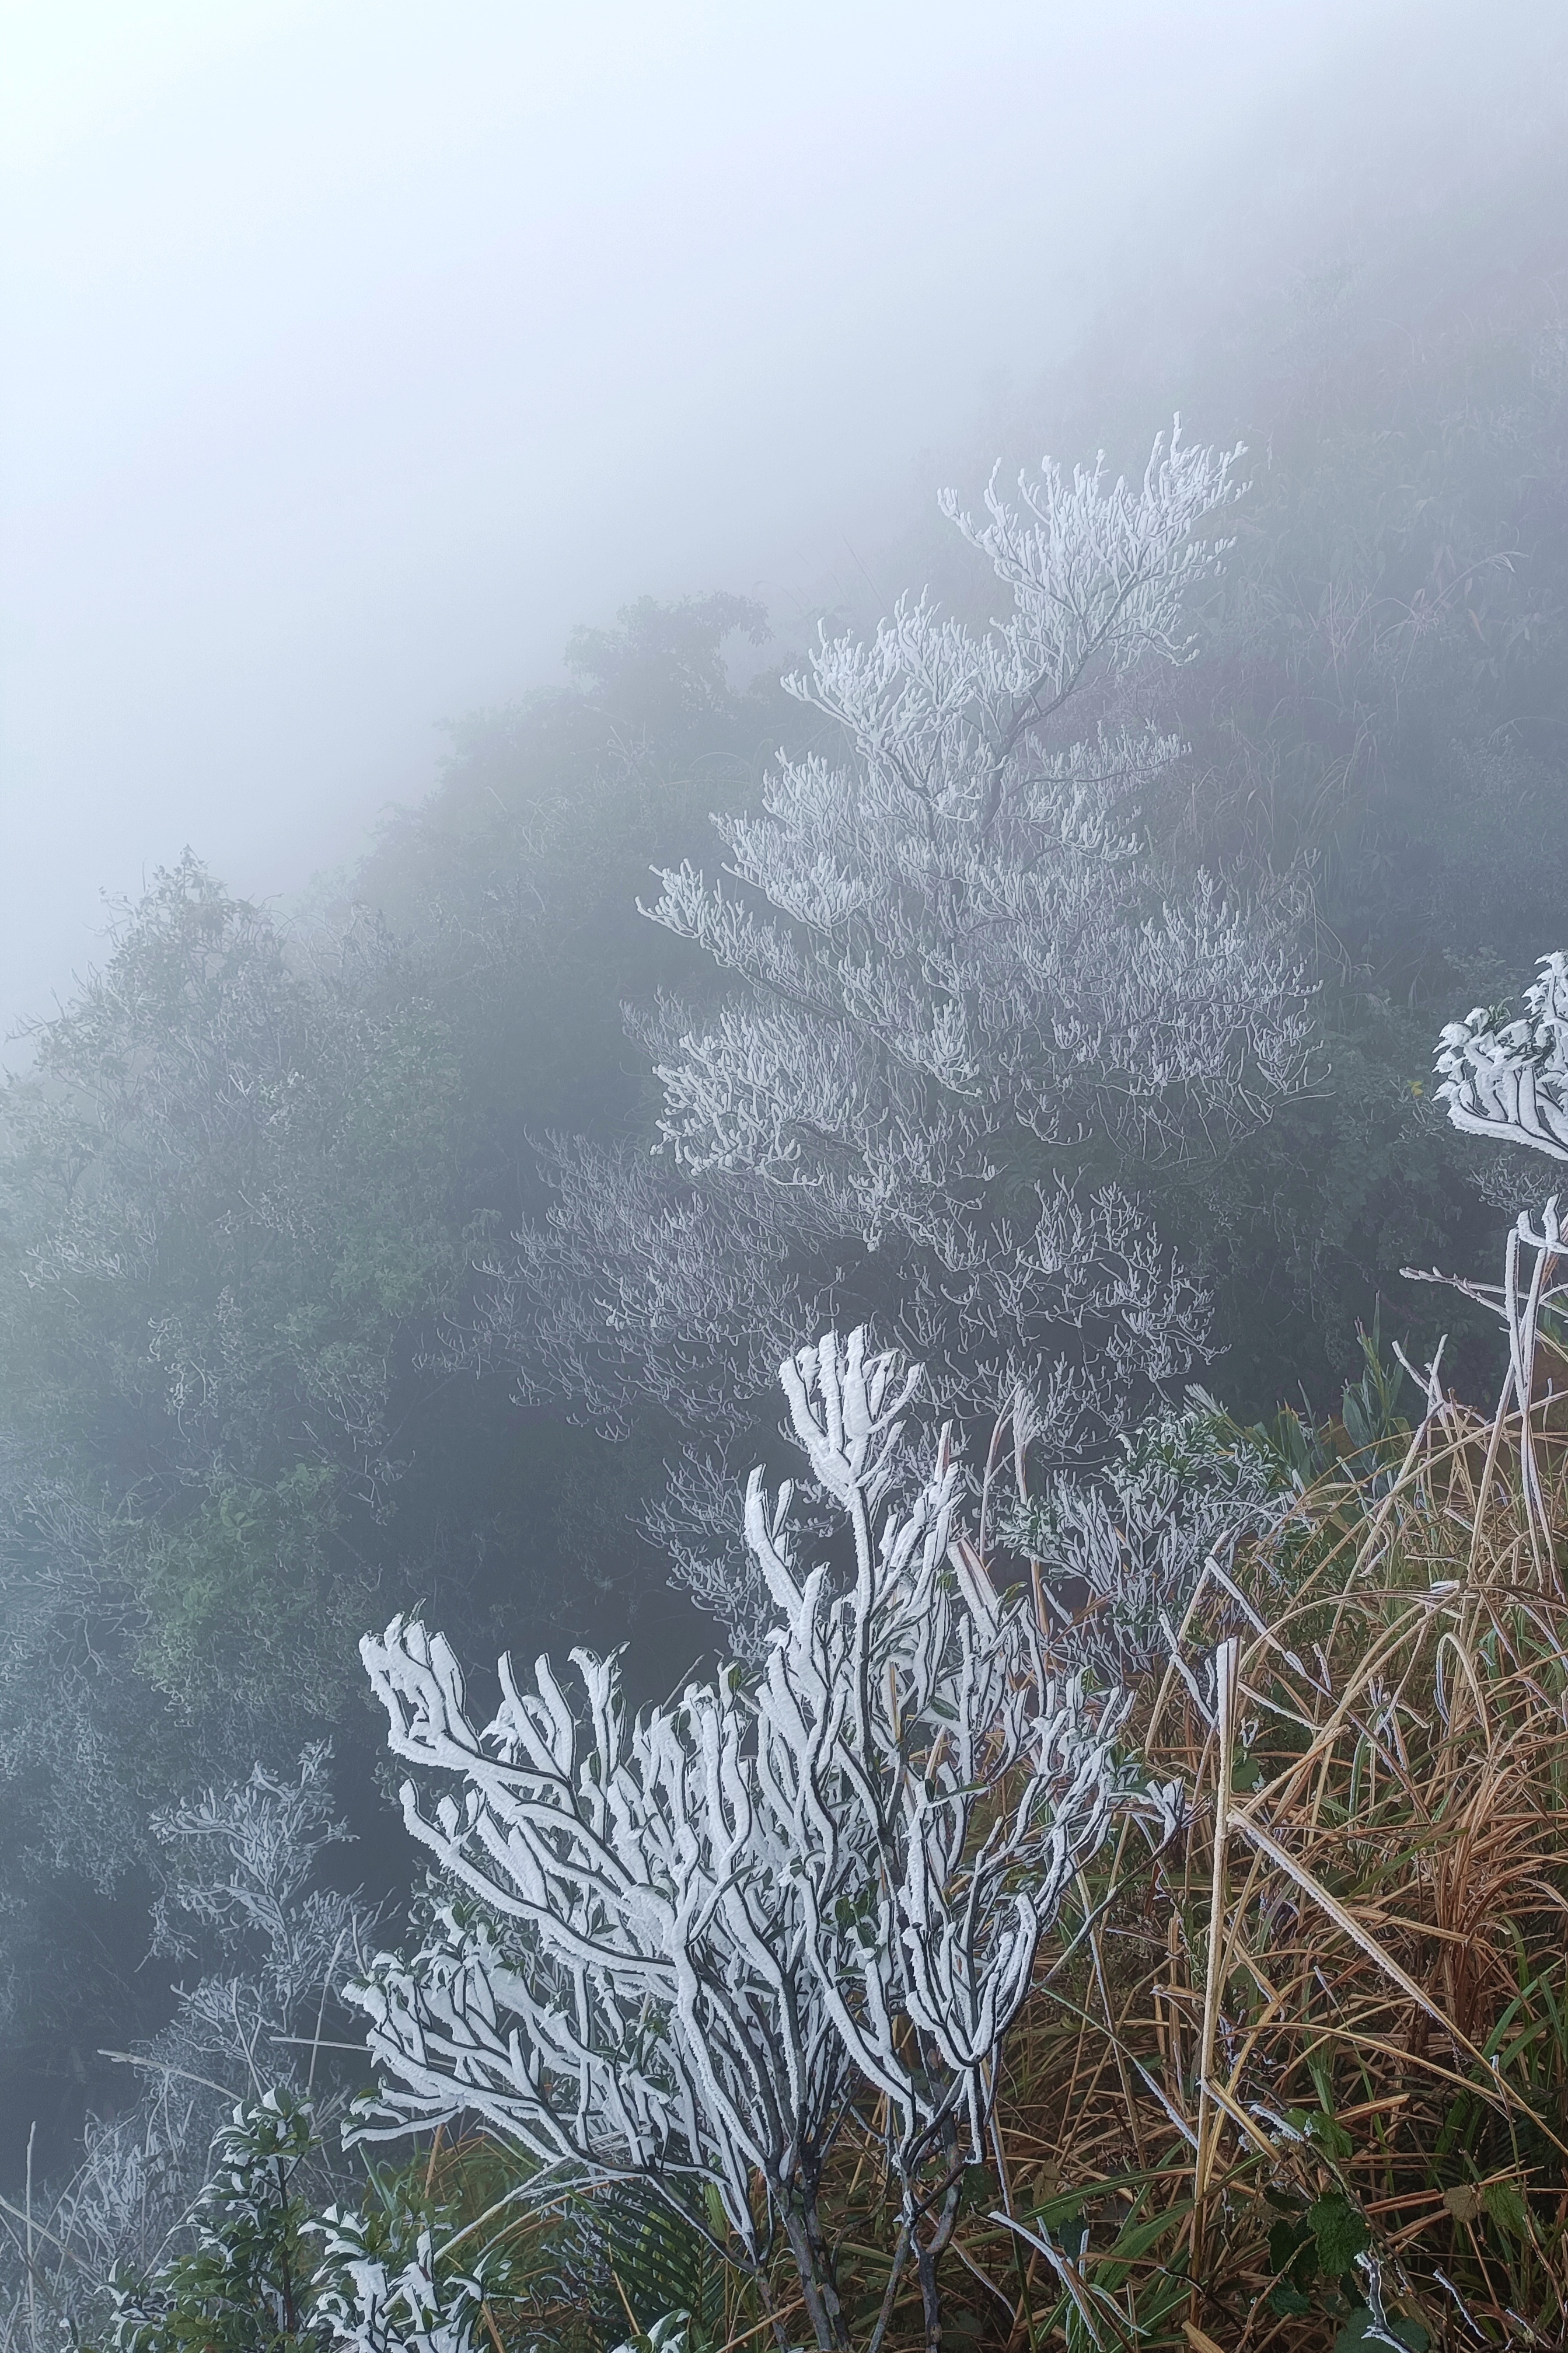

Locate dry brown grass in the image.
[923,1372,1568,2353]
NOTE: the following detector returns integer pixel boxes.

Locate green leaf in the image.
[1310,2193,1371,2276]
[1308,2109,1356,2160]
[1093,2198,1193,2290]
[1268,2215,1314,2274]
[1482,2180,1531,2240]
[1268,2284,1314,2317]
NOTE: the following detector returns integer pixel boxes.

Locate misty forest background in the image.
[2,214,1566,2194]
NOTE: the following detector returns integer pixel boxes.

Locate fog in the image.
[8,2,1568,2291]
[1,0,1564,1037]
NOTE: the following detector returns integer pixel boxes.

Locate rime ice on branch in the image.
[350,1331,1172,2351]
[1435,952,1568,1162]
[1420,953,1568,1534]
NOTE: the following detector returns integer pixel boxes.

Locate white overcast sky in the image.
[2,0,1564,1038]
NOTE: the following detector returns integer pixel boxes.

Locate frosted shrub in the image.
[107,2090,320,2353]
[1435,952,1568,1162]
[310,2202,489,2353]
[351,1626,855,2337]
[1005,1399,1286,1686]
[352,1331,1170,2349]
[0,1749,374,2352]
[1426,956,1568,1529]
[100,2094,488,2353]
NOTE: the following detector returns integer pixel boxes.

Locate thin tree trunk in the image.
[780,2204,848,2351]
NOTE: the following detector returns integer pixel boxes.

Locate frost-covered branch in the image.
[463,1132,809,1445]
[1434,953,1568,1161]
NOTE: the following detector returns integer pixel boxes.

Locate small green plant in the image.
[103,2096,498,2353]
[108,2090,323,2353]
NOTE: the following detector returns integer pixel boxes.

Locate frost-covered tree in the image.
[351,1332,1160,2351]
[477,427,1314,1631]
[645,428,1305,1182]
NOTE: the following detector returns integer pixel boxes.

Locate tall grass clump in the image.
[921,1245,1568,2352]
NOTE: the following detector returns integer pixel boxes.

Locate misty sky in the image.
[3,0,1563,1041]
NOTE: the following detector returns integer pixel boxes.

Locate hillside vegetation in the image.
[1,263,1566,2353]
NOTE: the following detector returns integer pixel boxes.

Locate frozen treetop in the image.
[641,421,1309,1180]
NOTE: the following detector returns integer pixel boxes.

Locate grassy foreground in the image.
[48,1316,1566,2353]
[966,1376,1568,2352]
[460,1340,1568,2353]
